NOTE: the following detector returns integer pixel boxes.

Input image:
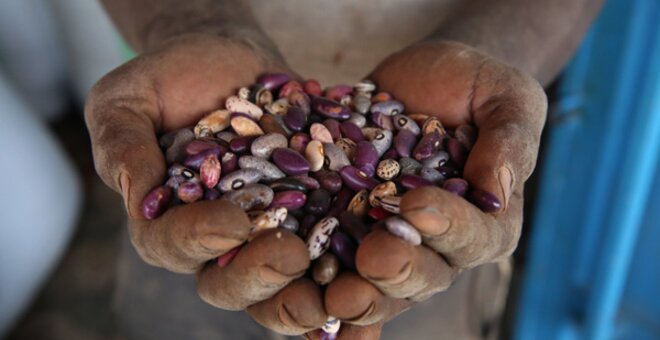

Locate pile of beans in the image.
[143,74,500,339]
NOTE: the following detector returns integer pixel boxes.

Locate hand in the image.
[318,41,547,339]
[85,33,327,335]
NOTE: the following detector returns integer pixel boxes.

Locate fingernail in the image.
[366,261,413,286]
[401,207,450,236]
[200,235,243,252]
[119,172,134,217]
[259,265,298,285]
[498,166,514,210]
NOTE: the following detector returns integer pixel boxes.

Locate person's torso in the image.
[251,0,457,85]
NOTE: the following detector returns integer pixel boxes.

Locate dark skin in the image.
[89,0,604,338]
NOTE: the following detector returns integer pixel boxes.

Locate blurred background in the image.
[0,0,658,339]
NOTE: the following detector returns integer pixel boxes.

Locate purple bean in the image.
[421,150,449,169]
[322,119,342,140]
[339,121,365,142]
[289,133,311,154]
[325,84,353,102]
[327,187,354,218]
[311,96,350,119]
[299,214,319,239]
[185,139,224,156]
[183,148,224,170]
[394,130,417,158]
[257,73,290,90]
[166,129,195,163]
[280,214,300,233]
[447,138,468,168]
[229,136,257,155]
[371,110,394,130]
[338,211,369,241]
[204,188,221,200]
[455,124,477,150]
[437,165,460,179]
[271,148,310,175]
[177,181,204,203]
[270,190,307,210]
[382,148,399,160]
[419,167,445,184]
[200,154,221,188]
[393,114,420,135]
[339,166,380,191]
[306,189,332,216]
[165,175,185,190]
[354,141,379,177]
[269,178,307,192]
[330,231,357,270]
[468,189,501,212]
[283,106,307,132]
[288,89,311,114]
[221,152,239,174]
[320,330,338,340]
[443,178,469,196]
[413,132,442,161]
[370,100,404,116]
[142,185,172,220]
[291,175,321,190]
[399,174,433,190]
[311,170,343,194]
[384,216,422,246]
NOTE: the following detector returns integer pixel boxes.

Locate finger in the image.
[305,323,383,340]
[196,229,310,311]
[356,230,456,300]
[129,199,252,272]
[325,272,412,327]
[247,278,326,336]
[85,60,166,220]
[400,186,522,268]
[465,60,547,212]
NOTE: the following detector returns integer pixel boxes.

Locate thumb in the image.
[305,323,383,340]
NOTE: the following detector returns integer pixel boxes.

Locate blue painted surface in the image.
[515,0,660,339]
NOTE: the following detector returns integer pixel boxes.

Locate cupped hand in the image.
[85,33,327,335]
[319,41,548,339]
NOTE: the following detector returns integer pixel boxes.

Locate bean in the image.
[327,187,353,218]
[382,148,399,160]
[142,185,172,220]
[166,129,195,163]
[339,121,365,142]
[393,114,421,135]
[310,122,334,143]
[323,143,351,171]
[347,189,370,218]
[340,166,380,191]
[183,147,224,170]
[257,73,290,90]
[283,106,308,132]
[413,132,442,161]
[368,206,394,221]
[229,136,258,155]
[165,175,185,190]
[264,98,290,116]
[185,139,224,156]
[394,130,417,158]
[468,189,501,212]
[380,195,401,214]
[230,115,265,136]
[259,114,289,136]
[312,252,340,285]
[194,109,231,138]
[330,231,357,269]
[348,111,367,128]
[311,96,350,120]
[385,216,421,246]
[370,100,404,116]
[447,138,468,168]
[437,165,460,179]
[354,141,379,177]
[305,140,325,172]
[322,119,342,140]
[367,129,393,157]
[303,79,322,96]
[218,168,264,192]
[177,181,204,203]
[422,150,449,169]
[443,178,469,196]
[376,159,400,181]
[216,131,237,143]
[238,155,286,181]
[419,167,445,184]
[248,85,273,107]
[289,132,311,154]
[324,85,352,102]
[226,95,263,120]
[221,152,239,174]
[251,133,288,158]
[270,190,307,210]
[299,214,319,239]
[322,317,341,335]
[320,331,337,340]
[248,207,288,240]
[353,93,372,114]
[268,177,307,192]
[223,184,274,211]
[455,124,477,150]
[311,169,343,194]
[371,110,394,130]
[271,148,310,175]
[291,175,321,190]
[398,157,422,175]
[307,217,339,260]
[278,80,303,98]
[422,117,447,137]
[354,80,376,94]
[338,210,369,241]
[204,188,221,200]
[306,189,332,216]
[280,214,300,233]
[372,92,392,102]
[334,138,357,160]
[399,174,433,190]
[200,154,221,188]
[369,181,397,207]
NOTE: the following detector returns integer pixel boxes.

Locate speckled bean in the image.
[376,159,400,180]
[248,207,288,240]
[142,186,172,220]
[422,117,447,137]
[380,195,401,214]
[226,96,263,120]
[250,133,288,158]
[369,181,398,207]
[223,184,274,211]
[385,216,421,245]
[264,98,290,116]
[218,168,264,192]
[238,155,285,181]
[334,138,357,160]
[347,189,370,218]
[307,217,339,260]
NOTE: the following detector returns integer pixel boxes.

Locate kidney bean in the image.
[306,189,332,216]
[443,178,469,196]
[334,138,357,160]
[251,133,288,158]
[447,138,469,168]
[238,155,286,181]
[259,114,289,136]
[413,132,443,161]
[322,119,342,140]
[142,185,173,220]
[177,181,204,203]
[419,167,445,184]
[330,231,357,270]
[200,154,221,188]
[338,211,369,241]
[183,147,224,170]
[204,188,221,200]
[376,159,400,180]
[268,177,307,192]
[221,152,239,174]
[229,136,258,155]
[368,206,394,221]
[394,130,417,158]
[371,110,394,130]
[421,150,449,169]
[354,141,379,177]
[303,79,322,96]
[393,114,421,135]
[327,187,354,218]
[311,96,350,120]
[291,175,321,190]
[468,189,501,212]
[398,157,422,175]
[325,85,353,102]
[311,169,343,194]
[283,106,308,132]
[310,123,334,143]
[271,148,310,175]
[339,121,365,142]
[166,129,195,163]
[380,195,401,214]
[399,174,433,190]
[369,181,398,207]
[226,95,263,120]
[289,132,311,154]
[257,73,290,91]
[194,109,232,138]
[385,216,421,246]
[288,89,311,114]
[323,143,351,171]
[223,184,274,211]
[270,190,307,210]
[307,217,339,260]
[347,189,370,218]
[370,100,404,116]
[422,117,447,137]
[217,168,264,192]
[339,166,380,191]
[312,252,340,285]
[280,214,300,233]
